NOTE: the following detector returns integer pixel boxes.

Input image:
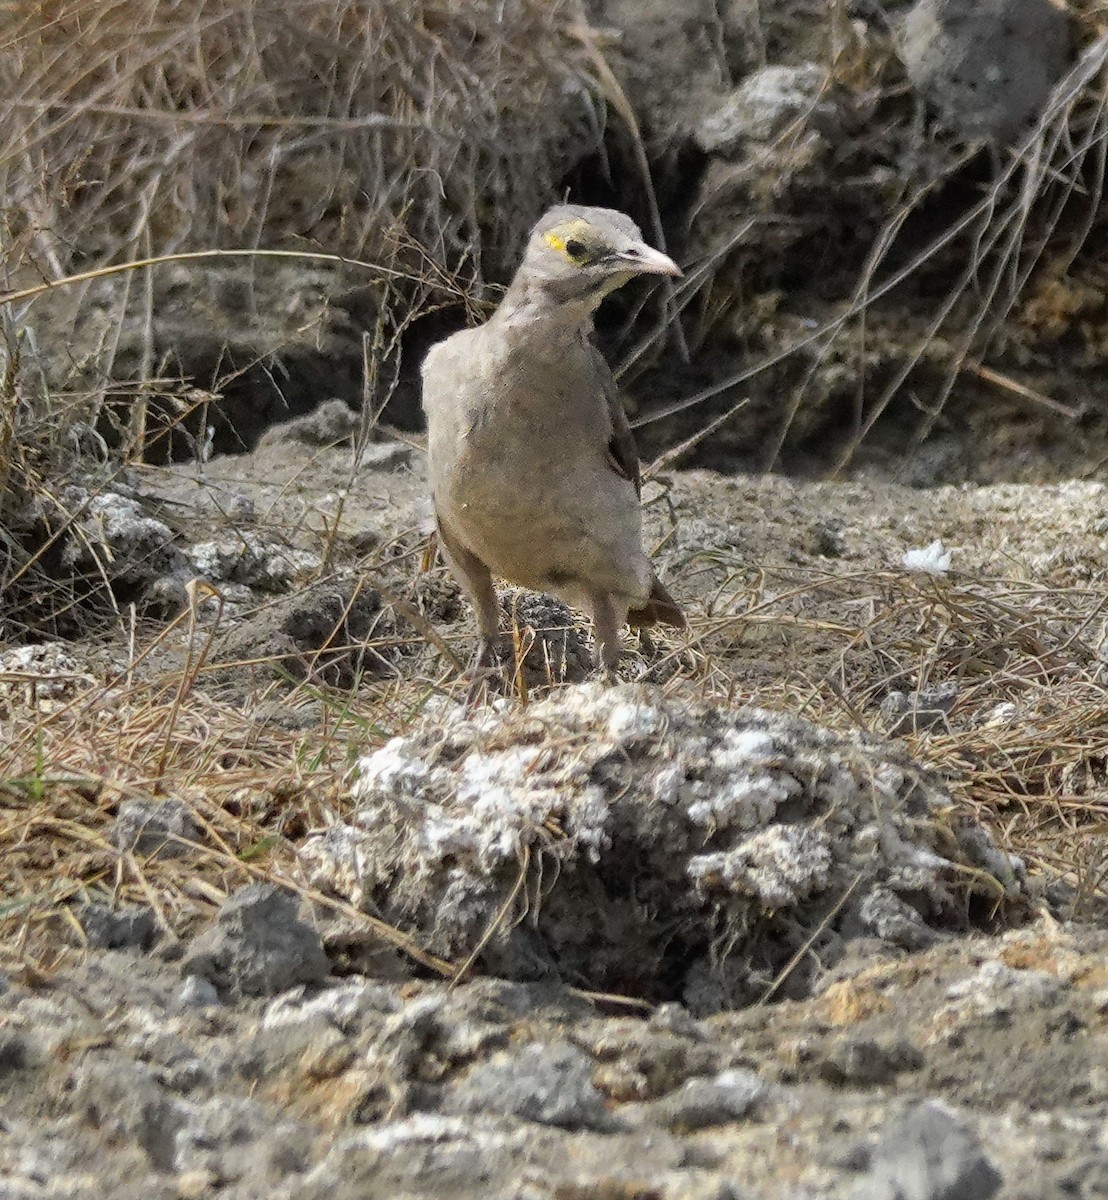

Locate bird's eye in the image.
[564,238,589,262]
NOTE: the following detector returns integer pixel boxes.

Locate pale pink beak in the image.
[622,244,683,278]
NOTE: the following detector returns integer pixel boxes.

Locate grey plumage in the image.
[421,204,685,677]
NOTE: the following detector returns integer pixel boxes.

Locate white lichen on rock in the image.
[689,825,834,908]
[696,63,832,153]
[187,531,321,590]
[61,486,189,588]
[300,683,1024,1009]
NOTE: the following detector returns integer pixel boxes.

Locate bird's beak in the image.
[622,244,683,278]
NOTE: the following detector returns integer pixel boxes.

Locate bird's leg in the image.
[473,633,501,671]
[466,575,503,686]
[437,520,505,702]
[587,591,627,681]
[464,648,500,709]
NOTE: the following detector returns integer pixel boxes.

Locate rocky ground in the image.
[2,907,1107,1200]
[4,1,1108,1196]
[3,426,1108,1199]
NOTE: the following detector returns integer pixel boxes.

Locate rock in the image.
[627,1068,766,1132]
[856,886,938,951]
[943,959,1062,1018]
[851,1101,1003,1199]
[300,1114,520,1196]
[590,0,732,143]
[175,975,221,1010]
[186,531,321,591]
[0,643,88,714]
[655,1175,749,1200]
[259,398,360,447]
[898,0,1071,145]
[817,1036,924,1087]
[112,798,201,860]
[1058,1156,1108,1197]
[448,1041,610,1131]
[62,488,190,594]
[262,979,400,1034]
[171,1096,313,1182]
[695,63,833,155]
[223,492,257,522]
[360,441,414,471]
[302,683,1018,1007]
[453,977,594,1025]
[500,588,593,686]
[954,825,1025,897]
[688,824,834,908]
[648,1003,705,1039]
[212,579,395,687]
[880,682,959,736]
[75,901,158,951]
[1,919,1106,1197]
[181,883,330,998]
[256,399,416,473]
[71,1060,183,1172]
[803,517,847,559]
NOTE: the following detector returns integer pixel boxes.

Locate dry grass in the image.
[688,560,1108,916]
[2,2,1108,980]
[0,0,597,278]
[3,542,1108,971]
[0,591,462,973]
[635,14,1108,475]
[0,0,602,636]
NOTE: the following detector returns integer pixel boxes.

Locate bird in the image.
[421,204,686,682]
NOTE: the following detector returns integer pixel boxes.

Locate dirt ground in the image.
[4,1,1108,1196]
[2,920,1108,1199]
[3,429,1108,1198]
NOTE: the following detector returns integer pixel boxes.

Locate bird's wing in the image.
[590,340,642,499]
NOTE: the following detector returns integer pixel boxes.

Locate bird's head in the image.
[509,205,681,314]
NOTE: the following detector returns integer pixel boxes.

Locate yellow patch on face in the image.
[542,217,594,262]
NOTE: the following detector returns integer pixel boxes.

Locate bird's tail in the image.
[628,574,685,630]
